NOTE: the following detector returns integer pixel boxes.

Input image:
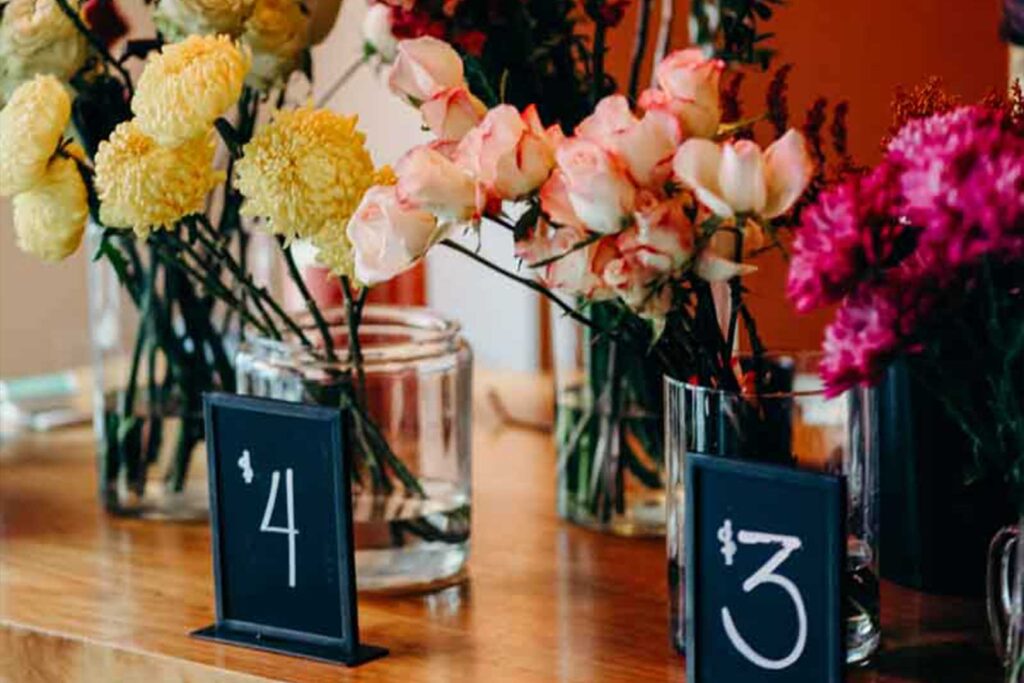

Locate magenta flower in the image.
[790,104,1024,394]
[786,163,905,313]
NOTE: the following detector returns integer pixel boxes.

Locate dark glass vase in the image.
[879,362,1015,595]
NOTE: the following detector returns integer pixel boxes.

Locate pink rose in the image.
[672,128,813,219]
[388,36,465,104]
[538,169,583,228]
[554,137,637,234]
[455,104,556,200]
[347,185,440,286]
[420,86,487,141]
[622,194,693,274]
[395,144,478,221]
[643,48,725,138]
[514,221,613,299]
[576,95,683,188]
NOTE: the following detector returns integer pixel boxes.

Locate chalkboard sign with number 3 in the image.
[685,453,845,683]
[192,393,387,667]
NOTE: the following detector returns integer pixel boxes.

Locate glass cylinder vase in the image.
[552,302,666,536]
[235,305,472,592]
[87,223,232,520]
[665,353,881,664]
[988,517,1024,680]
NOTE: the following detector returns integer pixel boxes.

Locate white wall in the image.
[313,1,539,372]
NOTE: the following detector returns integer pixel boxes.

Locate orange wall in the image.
[605,0,1008,350]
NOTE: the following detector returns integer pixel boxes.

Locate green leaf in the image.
[94,232,133,290]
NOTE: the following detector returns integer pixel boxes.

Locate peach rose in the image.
[576,95,683,188]
[347,185,440,286]
[554,136,636,235]
[672,128,813,219]
[388,36,464,104]
[420,85,487,141]
[395,144,478,222]
[515,221,613,299]
[642,48,724,138]
[455,104,555,200]
[538,169,583,229]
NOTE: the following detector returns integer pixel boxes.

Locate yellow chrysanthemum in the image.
[313,168,395,277]
[0,0,88,103]
[13,144,89,262]
[153,0,256,41]
[94,120,225,235]
[235,105,379,241]
[132,35,250,147]
[242,0,310,90]
[0,74,71,196]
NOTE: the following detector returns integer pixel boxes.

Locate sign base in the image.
[191,624,388,667]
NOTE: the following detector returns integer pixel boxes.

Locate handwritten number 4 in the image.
[260,469,299,588]
[718,519,808,671]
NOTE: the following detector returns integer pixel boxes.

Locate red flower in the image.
[452,29,486,57]
[391,8,446,40]
[82,0,128,48]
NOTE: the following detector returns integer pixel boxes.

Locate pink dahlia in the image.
[787,163,905,313]
[887,106,1024,269]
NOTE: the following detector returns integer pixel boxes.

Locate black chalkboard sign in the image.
[685,452,845,682]
[191,393,387,667]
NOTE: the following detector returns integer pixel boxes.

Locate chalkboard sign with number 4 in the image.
[685,452,845,683]
[191,393,387,667]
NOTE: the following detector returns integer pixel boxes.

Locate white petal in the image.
[718,140,766,215]
[694,255,757,282]
[763,129,814,218]
[673,139,732,217]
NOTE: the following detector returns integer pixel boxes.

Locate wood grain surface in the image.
[0,373,1002,682]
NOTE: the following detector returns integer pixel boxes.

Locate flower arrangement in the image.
[790,86,1024,512]
[338,23,827,527]
[0,0,372,515]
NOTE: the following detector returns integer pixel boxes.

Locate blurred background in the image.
[0,0,1012,378]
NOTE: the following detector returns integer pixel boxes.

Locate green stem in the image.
[340,277,368,407]
[441,238,605,336]
[121,263,157,417]
[278,236,337,361]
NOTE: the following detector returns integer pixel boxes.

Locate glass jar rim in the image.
[664,350,837,399]
[241,304,463,368]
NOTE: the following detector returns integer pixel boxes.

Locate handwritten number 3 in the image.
[721,531,807,670]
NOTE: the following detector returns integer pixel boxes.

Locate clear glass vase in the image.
[552,302,666,536]
[87,223,228,521]
[988,518,1024,681]
[235,305,473,592]
[665,353,881,664]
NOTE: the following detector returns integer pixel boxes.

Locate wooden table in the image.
[0,373,1002,682]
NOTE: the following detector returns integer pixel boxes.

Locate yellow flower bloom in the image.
[314,167,397,277]
[13,144,89,262]
[154,0,256,42]
[242,0,310,90]
[94,120,225,235]
[0,74,71,196]
[0,0,88,104]
[132,35,250,147]
[235,105,379,241]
